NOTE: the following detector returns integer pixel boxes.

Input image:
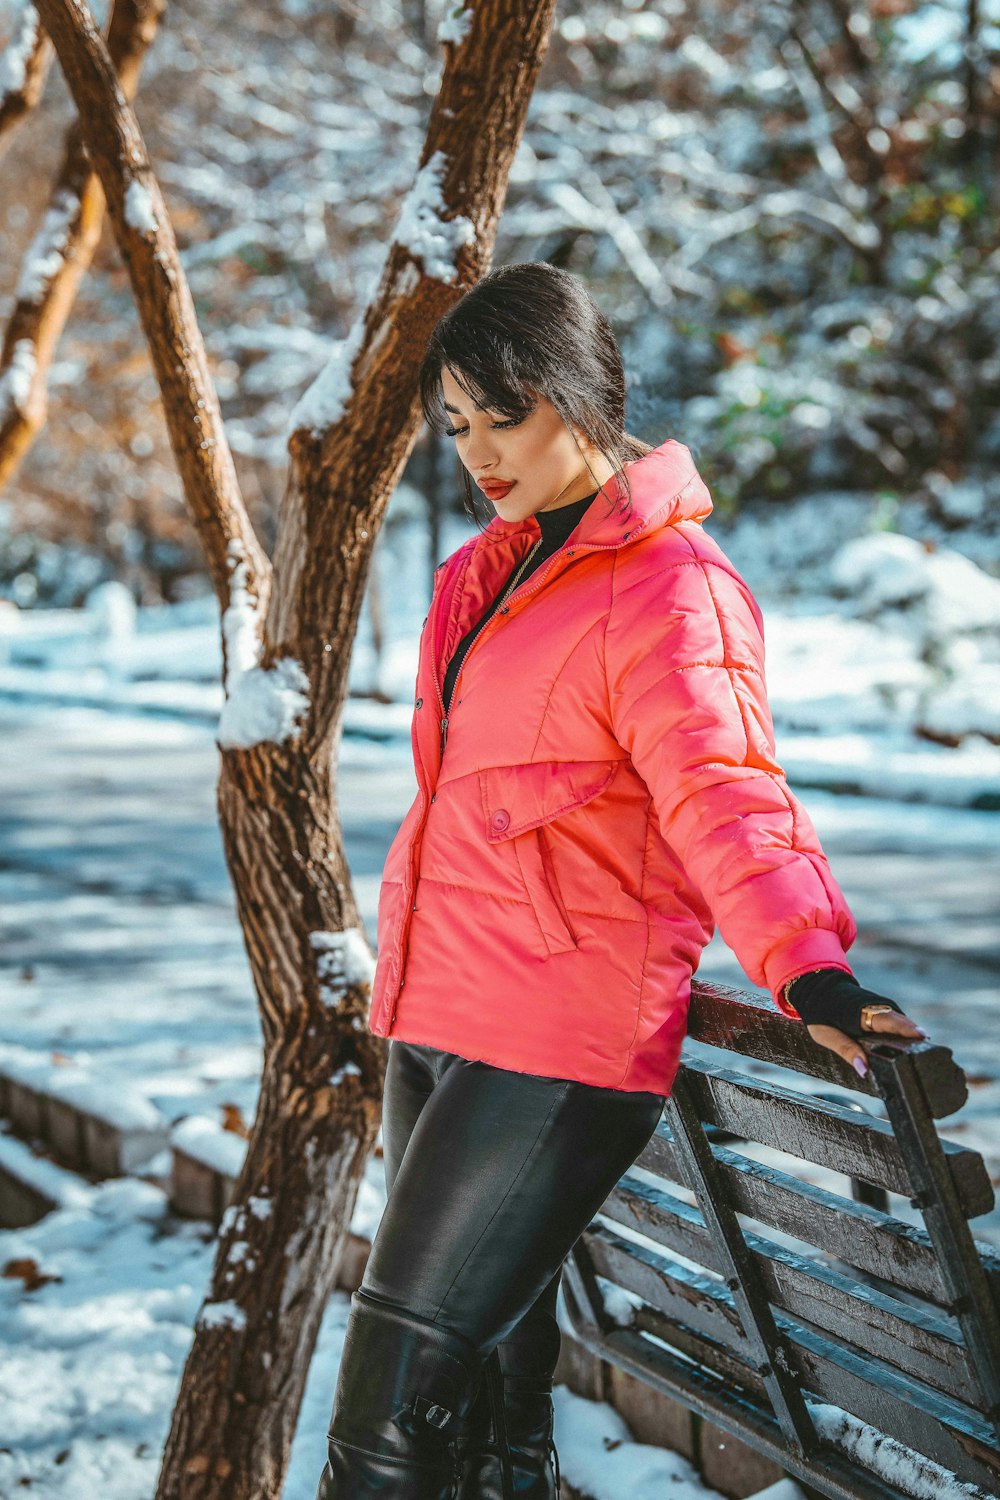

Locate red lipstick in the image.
[479,479,516,501]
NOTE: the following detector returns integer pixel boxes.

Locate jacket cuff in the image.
[763,929,856,1018]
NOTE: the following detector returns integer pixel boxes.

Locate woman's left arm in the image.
[603,541,928,1067]
[783,968,927,1076]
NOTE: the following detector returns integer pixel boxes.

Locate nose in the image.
[463,431,499,475]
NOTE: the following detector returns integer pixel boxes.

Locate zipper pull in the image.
[440,714,449,753]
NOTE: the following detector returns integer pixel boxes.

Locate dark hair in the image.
[418,262,652,530]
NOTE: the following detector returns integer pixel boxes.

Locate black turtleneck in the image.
[441,489,599,714]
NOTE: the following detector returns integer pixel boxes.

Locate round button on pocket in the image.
[490,809,511,832]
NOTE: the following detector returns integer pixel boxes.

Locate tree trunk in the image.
[30,1,559,1495]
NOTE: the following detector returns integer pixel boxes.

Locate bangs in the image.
[421,344,539,436]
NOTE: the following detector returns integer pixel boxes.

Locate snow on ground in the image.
[1,496,998,807]
[550,1383,729,1500]
[1,493,998,1497]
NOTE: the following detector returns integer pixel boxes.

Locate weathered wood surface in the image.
[687,981,969,1121]
[0,1156,59,1227]
[564,981,1000,1500]
[634,1130,997,1306]
[603,1175,977,1405]
[580,1222,1000,1492]
[562,1269,989,1500]
[678,1058,993,1215]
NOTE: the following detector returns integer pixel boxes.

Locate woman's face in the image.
[440,365,615,521]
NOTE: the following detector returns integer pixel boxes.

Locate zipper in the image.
[434,532,607,759]
[385,522,642,1028]
[485,1352,514,1500]
[436,538,540,755]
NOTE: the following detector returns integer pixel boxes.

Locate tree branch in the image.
[266,0,560,756]
[0,2,53,142]
[0,0,166,490]
[29,0,271,640]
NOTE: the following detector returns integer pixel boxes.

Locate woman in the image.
[315,263,927,1500]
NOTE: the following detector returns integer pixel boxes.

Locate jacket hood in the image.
[478,438,714,552]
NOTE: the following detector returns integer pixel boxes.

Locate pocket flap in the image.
[480,759,622,842]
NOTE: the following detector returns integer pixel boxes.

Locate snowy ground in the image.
[1,500,998,1498]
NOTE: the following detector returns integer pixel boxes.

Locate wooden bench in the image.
[560,980,1000,1500]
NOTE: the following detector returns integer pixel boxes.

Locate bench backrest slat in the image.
[635,1129,994,1305]
[681,1058,993,1215]
[604,1175,979,1407]
[563,980,1000,1500]
[583,1220,1000,1494]
[686,987,968,1119]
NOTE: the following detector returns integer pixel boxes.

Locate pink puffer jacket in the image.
[367,439,857,1093]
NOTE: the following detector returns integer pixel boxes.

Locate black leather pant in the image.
[360,1039,666,1359]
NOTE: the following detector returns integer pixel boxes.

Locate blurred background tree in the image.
[1,0,997,610]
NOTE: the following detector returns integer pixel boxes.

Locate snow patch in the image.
[748,1484,811,1500]
[286,312,366,439]
[0,3,41,97]
[830,533,1000,636]
[85,581,137,640]
[395,150,475,284]
[311,927,377,1003]
[15,188,79,304]
[551,1382,728,1500]
[809,1402,987,1500]
[437,3,474,46]
[0,338,36,420]
[0,1129,94,1209]
[196,1298,247,1331]
[216,653,310,748]
[123,179,158,235]
[601,1282,636,1327]
[920,668,1000,743]
[220,540,262,684]
[216,540,311,749]
[170,1114,246,1178]
[0,1045,165,1130]
[330,1061,362,1086]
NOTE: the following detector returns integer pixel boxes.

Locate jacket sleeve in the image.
[603,541,857,1015]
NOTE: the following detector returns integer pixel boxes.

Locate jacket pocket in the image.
[478,759,623,956]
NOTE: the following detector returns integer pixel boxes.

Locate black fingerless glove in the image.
[783,968,905,1039]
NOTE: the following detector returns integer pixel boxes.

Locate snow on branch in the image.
[196,1299,248,1332]
[123,177,158,234]
[396,149,476,284]
[0,1,51,138]
[310,927,377,1006]
[216,539,310,750]
[0,338,37,425]
[285,312,367,441]
[437,3,474,48]
[13,185,80,303]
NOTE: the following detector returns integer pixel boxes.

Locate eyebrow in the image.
[444,401,505,419]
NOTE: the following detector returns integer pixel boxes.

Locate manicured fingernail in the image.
[915,1028,929,1038]
[852,1056,869,1078]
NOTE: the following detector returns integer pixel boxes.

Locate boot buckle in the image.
[414,1394,454,1429]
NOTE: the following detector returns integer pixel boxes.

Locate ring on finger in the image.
[860,1004,896,1032]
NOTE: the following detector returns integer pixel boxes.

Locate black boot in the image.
[455,1306,562,1499]
[315,1287,484,1499]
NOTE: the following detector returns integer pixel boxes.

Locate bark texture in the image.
[27,0,558,1495]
